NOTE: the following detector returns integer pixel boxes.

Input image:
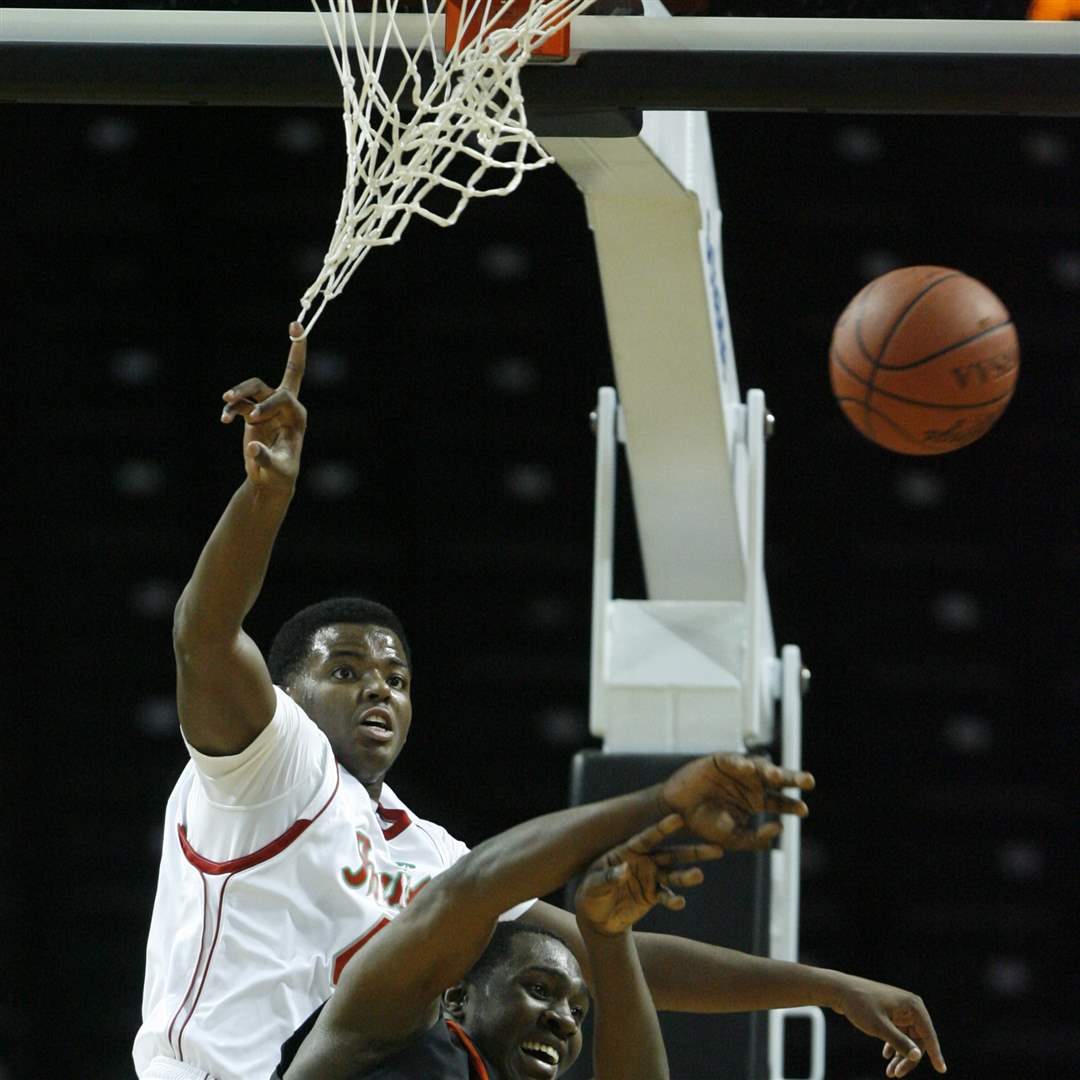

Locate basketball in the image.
[829,266,1020,455]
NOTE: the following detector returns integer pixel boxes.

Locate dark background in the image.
[4,0,1078,1077]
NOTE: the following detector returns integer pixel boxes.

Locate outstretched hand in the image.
[574,815,725,937]
[660,754,815,848]
[221,321,308,490]
[830,973,946,1077]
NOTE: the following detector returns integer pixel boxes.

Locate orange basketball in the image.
[829,266,1020,455]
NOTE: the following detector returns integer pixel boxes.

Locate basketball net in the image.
[296,0,593,336]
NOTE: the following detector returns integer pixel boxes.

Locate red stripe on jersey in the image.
[167,873,209,1055]
[177,873,234,1062]
[445,1020,492,1080]
[331,915,392,985]
[177,768,341,874]
[376,803,412,840]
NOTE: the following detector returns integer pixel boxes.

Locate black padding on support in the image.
[563,750,770,1080]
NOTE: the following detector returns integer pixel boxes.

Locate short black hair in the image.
[465,922,575,990]
[267,597,411,686]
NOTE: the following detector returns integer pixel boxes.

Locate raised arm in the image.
[521,752,943,1075]
[528,901,946,1075]
[282,753,769,1080]
[173,323,308,755]
[573,815,719,1080]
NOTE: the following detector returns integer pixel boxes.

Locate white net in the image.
[297,0,595,335]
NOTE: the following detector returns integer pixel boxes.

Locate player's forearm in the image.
[631,932,844,1014]
[174,478,294,647]
[318,788,669,1055]
[580,924,669,1080]
[448,786,667,924]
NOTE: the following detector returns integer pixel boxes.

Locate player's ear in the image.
[442,982,468,1020]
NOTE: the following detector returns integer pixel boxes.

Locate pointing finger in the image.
[908,1003,945,1073]
[281,322,307,395]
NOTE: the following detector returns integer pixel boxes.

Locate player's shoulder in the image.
[180,686,335,817]
[271,683,318,729]
[265,685,336,754]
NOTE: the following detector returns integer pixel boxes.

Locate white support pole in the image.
[769,1006,826,1080]
[589,387,619,739]
[768,644,826,1080]
[743,389,767,746]
[770,644,806,965]
[564,3,814,1069]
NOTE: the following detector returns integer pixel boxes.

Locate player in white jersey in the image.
[135,687,535,1079]
[136,324,945,1080]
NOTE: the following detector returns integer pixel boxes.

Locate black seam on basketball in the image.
[834,396,925,449]
[875,320,1015,371]
[875,272,961,367]
[853,281,878,368]
[859,272,960,439]
[836,394,990,451]
[832,352,1016,410]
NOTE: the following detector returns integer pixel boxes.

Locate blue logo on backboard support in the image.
[703,209,730,381]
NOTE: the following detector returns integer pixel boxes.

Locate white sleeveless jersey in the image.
[134,689,517,1080]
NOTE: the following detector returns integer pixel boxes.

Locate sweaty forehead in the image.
[307,623,405,663]
[510,935,586,996]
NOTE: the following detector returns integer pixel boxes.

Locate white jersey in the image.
[134,688,526,1080]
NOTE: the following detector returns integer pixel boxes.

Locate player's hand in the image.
[660,754,814,848]
[829,974,946,1077]
[221,322,308,491]
[574,815,725,937]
